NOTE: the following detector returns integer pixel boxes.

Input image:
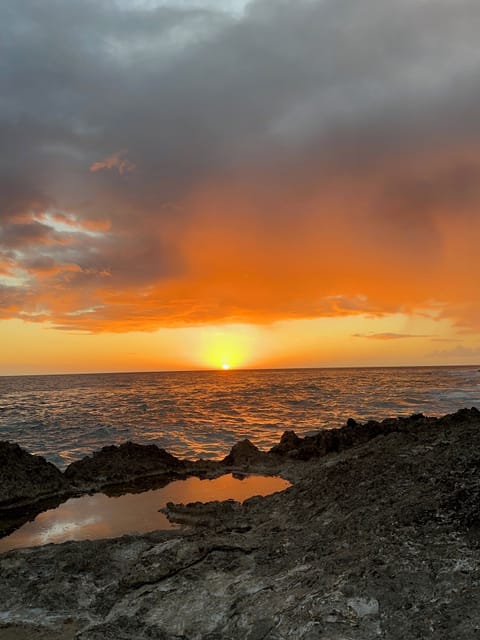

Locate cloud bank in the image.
[1,0,480,332]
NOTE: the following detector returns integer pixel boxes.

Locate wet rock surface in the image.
[1,408,480,638]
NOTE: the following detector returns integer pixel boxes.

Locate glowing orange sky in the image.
[1,0,480,374]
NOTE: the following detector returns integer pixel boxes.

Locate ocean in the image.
[1,366,479,470]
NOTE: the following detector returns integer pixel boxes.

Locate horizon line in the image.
[1,362,479,378]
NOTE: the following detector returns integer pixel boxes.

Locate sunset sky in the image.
[1,0,480,374]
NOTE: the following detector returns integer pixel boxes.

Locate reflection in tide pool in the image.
[0,474,290,553]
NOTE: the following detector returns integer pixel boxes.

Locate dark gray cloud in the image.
[1,0,480,330]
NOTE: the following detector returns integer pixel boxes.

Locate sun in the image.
[194,324,261,370]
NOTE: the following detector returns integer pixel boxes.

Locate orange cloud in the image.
[1,0,479,345]
[89,150,135,176]
[2,137,480,337]
[353,333,432,341]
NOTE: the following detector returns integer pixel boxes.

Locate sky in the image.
[1,0,480,374]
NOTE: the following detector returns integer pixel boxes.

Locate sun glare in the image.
[195,325,258,370]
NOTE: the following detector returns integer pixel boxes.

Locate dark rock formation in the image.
[2,408,480,524]
[0,442,70,511]
[64,441,186,489]
[269,410,441,460]
[269,430,302,456]
[221,438,272,467]
[2,408,480,638]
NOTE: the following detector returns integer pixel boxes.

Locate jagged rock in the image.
[268,412,438,461]
[269,430,302,456]
[64,441,185,488]
[441,406,480,423]
[0,442,70,510]
[221,439,271,466]
[2,410,480,638]
[3,408,480,521]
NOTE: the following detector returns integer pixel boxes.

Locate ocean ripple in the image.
[0,366,479,469]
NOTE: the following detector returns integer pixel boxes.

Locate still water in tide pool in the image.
[0,474,291,552]
[1,367,480,468]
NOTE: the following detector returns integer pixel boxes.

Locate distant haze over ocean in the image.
[1,367,479,469]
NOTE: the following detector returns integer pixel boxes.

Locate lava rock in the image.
[3,409,480,638]
[0,442,70,510]
[269,430,302,456]
[221,439,271,466]
[64,441,185,488]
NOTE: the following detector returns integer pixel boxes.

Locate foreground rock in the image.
[1,407,480,639]
[0,442,70,510]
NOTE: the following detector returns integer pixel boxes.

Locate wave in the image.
[1,366,479,469]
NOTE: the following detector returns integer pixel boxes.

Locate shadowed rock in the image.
[269,430,302,456]
[268,411,448,460]
[221,439,272,467]
[64,441,185,489]
[0,442,70,511]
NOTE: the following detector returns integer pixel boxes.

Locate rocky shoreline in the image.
[1,408,480,638]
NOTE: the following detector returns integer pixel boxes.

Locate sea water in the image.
[1,366,479,469]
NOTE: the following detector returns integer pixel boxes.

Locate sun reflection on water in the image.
[0,474,291,553]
